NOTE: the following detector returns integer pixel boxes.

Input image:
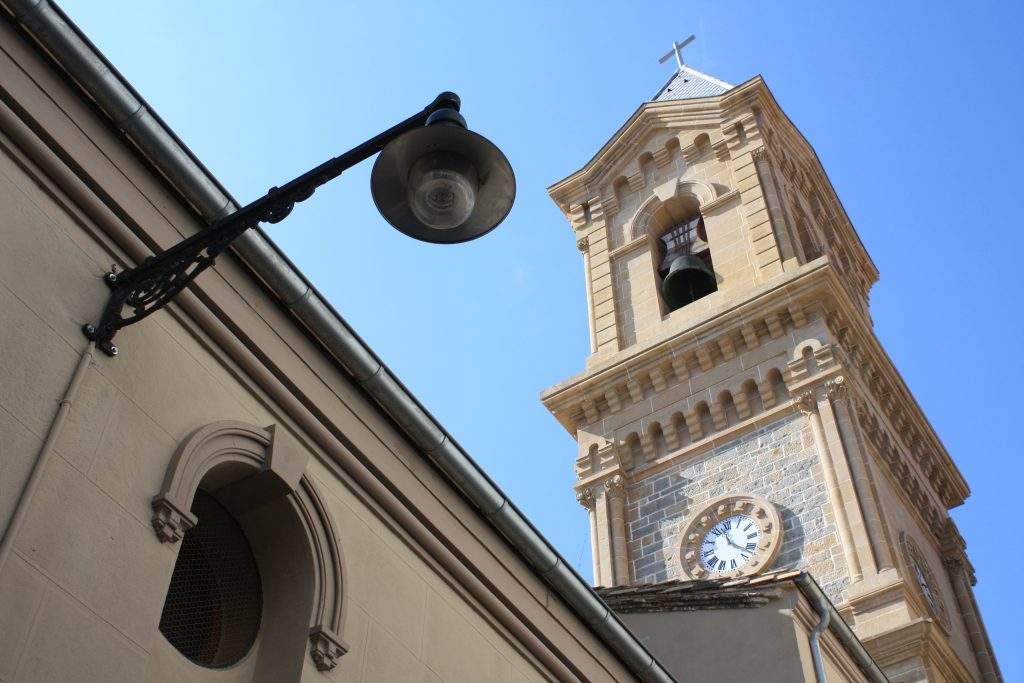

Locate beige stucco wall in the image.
[0,15,647,681]
[0,137,552,682]
[614,585,867,682]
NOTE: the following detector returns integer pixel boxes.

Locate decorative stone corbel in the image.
[796,390,817,415]
[741,323,760,350]
[709,402,727,431]
[626,379,643,403]
[576,236,590,253]
[150,495,197,543]
[825,376,847,402]
[605,474,627,499]
[718,337,736,360]
[684,410,703,441]
[734,391,751,420]
[639,431,655,461]
[671,356,689,381]
[604,387,622,413]
[576,488,596,510]
[712,138,731,161]
[309,626,348,671]
[787,302,807,328]
[648,367,667,393]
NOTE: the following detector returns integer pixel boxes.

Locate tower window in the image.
[657,213,717,311]
[159,490,262,668]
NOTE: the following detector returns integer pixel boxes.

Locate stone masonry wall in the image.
[625,414,851,603]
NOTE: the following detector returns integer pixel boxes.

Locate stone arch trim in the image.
[151,420,348,671]
[626,178,719,241]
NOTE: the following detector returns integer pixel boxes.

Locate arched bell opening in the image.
[651,195,718,313]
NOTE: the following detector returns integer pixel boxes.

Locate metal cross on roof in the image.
[659,35,696,71]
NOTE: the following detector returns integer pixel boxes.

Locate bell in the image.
[661,254,716,310]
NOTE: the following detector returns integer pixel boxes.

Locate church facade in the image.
[543,58,1001,682]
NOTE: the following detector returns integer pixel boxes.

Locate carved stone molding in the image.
[150,421,308,543]
[605,474,627,499]
[576,488,596,510]
[751,146,769,161]
[151,494,197,543]
[153,420,348,671]
[796,391,817,415]
[309,626,348,671]
[576,236,590,253]
[825,376,847,402]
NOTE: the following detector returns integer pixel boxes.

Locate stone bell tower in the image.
[542,50,1001,682]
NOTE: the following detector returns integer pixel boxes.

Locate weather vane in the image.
[659,35,696,71]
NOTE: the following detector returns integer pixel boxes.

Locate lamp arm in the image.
[83,92,460,356]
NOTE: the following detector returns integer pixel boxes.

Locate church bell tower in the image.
[542,40,1001,682]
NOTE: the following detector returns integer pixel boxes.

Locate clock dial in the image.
[899,531,950,630]
[699,514,761,573]
[912,560,936,606]
[680,495,782,580]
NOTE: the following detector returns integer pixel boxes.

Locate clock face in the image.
[899,531,950,629]
[680,495,782,580]
[912,559,936,606]
[700,514,761,573]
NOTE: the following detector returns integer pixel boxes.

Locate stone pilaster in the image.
[798,378,864,583]
[605,475,630,586]
[576,488,601,586]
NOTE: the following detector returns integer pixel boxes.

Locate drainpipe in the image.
[804,578,831,683]
[0,2,674,680]
[793,574,888,683]
[0,342,95,572]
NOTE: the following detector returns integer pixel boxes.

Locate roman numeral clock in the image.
[680,496,783,579]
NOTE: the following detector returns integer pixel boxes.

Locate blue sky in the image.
[63,1,1023,677]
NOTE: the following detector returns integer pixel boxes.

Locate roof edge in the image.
[0,1,675,680]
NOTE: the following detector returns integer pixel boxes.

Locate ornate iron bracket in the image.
[83,92,461,356]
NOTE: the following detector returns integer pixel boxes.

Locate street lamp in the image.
[82,91,515,356]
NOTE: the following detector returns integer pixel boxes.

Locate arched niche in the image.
[151,420,348,675]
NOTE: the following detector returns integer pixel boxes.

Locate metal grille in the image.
[159,490,262,668]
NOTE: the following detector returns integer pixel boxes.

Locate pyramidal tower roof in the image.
[652,64,733,101]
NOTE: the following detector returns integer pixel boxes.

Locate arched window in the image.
[151,421,348,677]
[159,489,262,668]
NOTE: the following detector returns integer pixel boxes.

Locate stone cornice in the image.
[547,76,765,212]
[542,261,832,418]
[861,618,976,683]
[572,400,798,492]
[544,261,966,523]
[824,294,968,508]
[751,84,878,283]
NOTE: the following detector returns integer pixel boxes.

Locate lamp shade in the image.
[371,116,515,244]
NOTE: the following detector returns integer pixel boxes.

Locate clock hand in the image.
[724,534,745,551]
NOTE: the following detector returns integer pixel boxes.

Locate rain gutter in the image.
[793,574,888,683]
[2,1,675,680]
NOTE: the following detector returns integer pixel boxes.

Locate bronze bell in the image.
[661,254,716,310]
